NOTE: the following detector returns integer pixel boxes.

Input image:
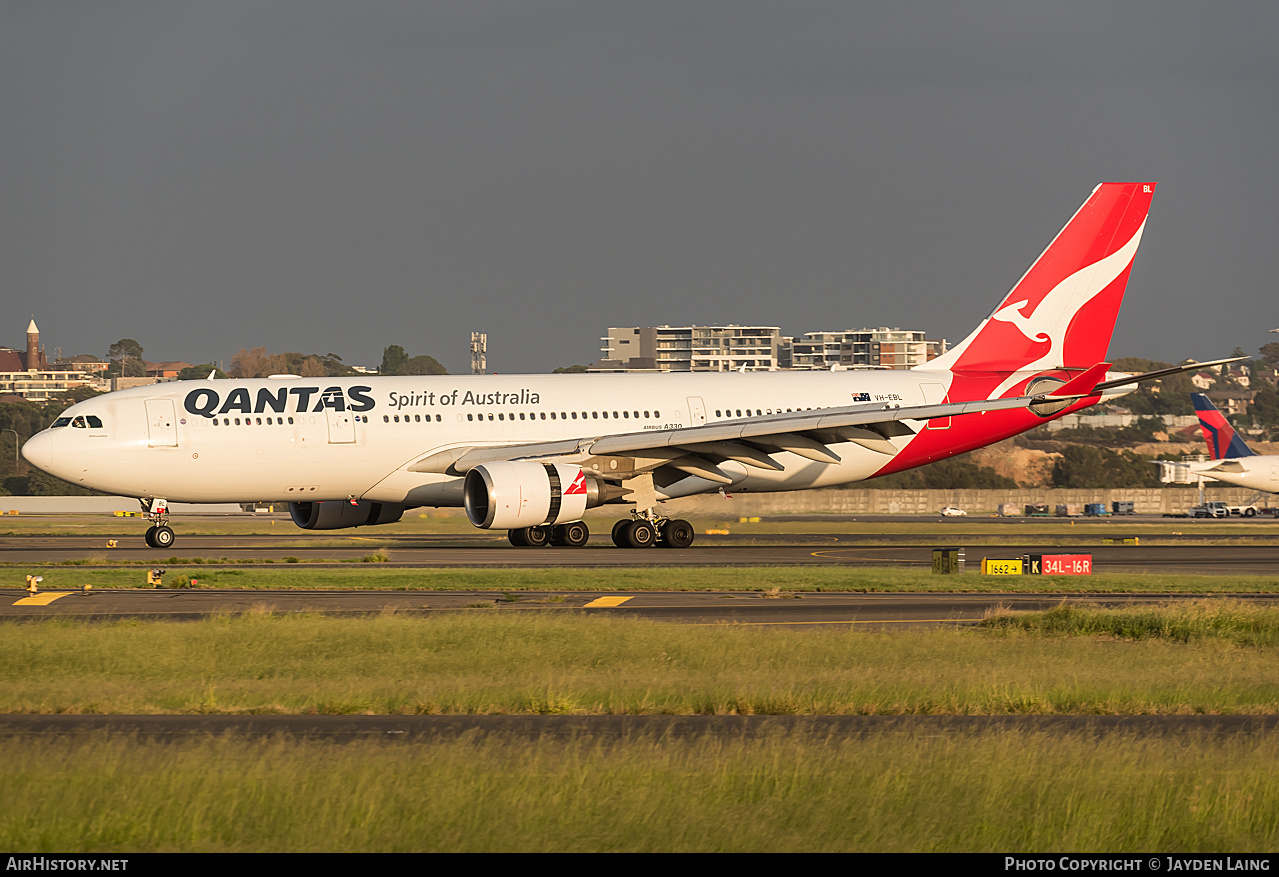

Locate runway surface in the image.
[4,532,1279,573]
[5,588,1278,624]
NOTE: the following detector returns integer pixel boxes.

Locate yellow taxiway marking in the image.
[583,596,635,608]
[810,547,906,558]
[14,592,73,606]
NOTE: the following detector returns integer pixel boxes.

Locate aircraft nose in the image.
[21,430,53,473]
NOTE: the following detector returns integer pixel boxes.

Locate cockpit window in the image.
[50,414,104,429]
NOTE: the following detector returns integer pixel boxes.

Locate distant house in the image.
[1254,367,1279,388]
[56,355,110,374]
[1227,367,1251,388]
[1190,371,1215,390]
[1205,390,1254,416]
[144,361,192,379]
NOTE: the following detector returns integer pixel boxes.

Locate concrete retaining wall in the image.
[660,486,1271,517]
[0,488,1270,518]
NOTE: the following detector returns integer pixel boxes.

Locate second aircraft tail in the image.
[1192,393,1255,460]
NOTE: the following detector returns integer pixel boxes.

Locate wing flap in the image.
[588,395,1038,457]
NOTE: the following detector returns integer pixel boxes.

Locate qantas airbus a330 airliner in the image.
[22,182,1228,549]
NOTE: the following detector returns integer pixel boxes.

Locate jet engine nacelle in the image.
[464,461,611,530]
[289,500,407,530]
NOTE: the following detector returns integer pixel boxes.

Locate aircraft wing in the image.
[407,393,1045,480]
[408,354,1243,483]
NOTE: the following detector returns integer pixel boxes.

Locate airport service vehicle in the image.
[1192,500,1265,517]
[23,182,1227,550]
[939,507,967,517]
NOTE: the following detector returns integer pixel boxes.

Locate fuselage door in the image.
[327,410,356,444]
[687,396,707,426]
[145,399,179,447]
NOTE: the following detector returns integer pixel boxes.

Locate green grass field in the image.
[14,564,1279,593]
[5,606,1279,716]
[5,605,1279,851]
[6,729,1278,852]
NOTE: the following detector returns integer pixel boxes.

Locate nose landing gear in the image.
[140,498,176,549]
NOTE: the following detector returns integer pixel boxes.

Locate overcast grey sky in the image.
[2,2,1276,373]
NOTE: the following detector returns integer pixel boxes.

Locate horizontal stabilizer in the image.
[1046,362,1111,398]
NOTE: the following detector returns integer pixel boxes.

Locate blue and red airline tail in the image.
[1192,394,1254,460]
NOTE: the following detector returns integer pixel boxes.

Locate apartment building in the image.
[791,328,947,370]
[598,324,945,372]
[597,325,785,372]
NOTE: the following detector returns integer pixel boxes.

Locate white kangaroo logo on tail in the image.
[990,299,1050,342]
[985,218,1146,399]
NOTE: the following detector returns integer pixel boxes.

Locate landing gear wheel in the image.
[152,526,175,549]
[552,521,590,548]
[144,526,157,548]
[508,528,529,547]
[659,518,695,549]
[625,519,656,549]
[525,525,552,547]
[611,519,631,548]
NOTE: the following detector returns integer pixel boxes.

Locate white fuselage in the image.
[25,369,979,504]
[1187,456,1279,494]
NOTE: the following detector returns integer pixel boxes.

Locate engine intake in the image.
[464,461,615,530]
[289,500,406,530]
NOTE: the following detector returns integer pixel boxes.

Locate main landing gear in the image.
[140,497,176,549]
[505,515,695,549]
[507,521,590,548]
[611,516,695,549]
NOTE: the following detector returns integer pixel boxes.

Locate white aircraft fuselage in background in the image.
[1185,393,1279,494]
